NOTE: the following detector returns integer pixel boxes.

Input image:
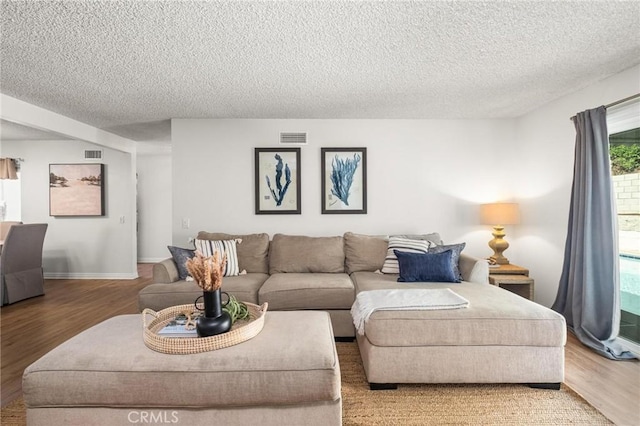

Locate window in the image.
[608,99,640,352]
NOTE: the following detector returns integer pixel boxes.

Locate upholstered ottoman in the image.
[23,311,341,425]
[351,280,566,390]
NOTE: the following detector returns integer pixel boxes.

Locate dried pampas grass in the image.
[185,250,227,291]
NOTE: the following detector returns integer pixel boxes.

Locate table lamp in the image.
[480,202,520,265]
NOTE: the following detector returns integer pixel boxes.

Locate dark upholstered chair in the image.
[0,221,22,241]
[1,223,48,305]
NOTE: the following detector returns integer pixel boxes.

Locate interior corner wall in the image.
[137,153,172,262]
[514,64,640,308]
[171,118,516,261]
[2,139,137,278]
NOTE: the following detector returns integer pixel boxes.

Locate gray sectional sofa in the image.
[139,231,566,388]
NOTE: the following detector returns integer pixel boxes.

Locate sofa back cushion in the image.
[343,232,388,274]
[269,234,345,273]
[196,232,270,274]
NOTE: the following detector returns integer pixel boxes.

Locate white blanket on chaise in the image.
[351,289,470,336]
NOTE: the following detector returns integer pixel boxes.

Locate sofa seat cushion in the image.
[23,312,340,408]
[350,270,401,293]
[350,272,566,348]
[259,273,355,310]
[138,273,268,311]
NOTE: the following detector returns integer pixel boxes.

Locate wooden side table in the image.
[488,264,534,300]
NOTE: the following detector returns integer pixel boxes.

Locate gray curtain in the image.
[552,106,634,360]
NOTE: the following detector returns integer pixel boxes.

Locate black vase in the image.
[195,289,231,337]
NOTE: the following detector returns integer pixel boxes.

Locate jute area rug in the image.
[2,342,611,425]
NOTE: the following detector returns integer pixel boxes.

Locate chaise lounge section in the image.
[353,276,566,388]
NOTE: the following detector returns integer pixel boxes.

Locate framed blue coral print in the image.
[321,147,367,214]
[255,148,301,214]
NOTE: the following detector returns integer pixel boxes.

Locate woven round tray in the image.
[142,302,268,354]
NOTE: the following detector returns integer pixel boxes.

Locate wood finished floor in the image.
[1,264,153,407]
[1,265,639,425]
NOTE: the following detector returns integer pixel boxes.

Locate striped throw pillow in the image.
[194,239,240,277]
[381,236,432,274]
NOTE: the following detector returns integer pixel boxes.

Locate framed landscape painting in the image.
[49,163,105,216]
[321,147,367,214]
[254,148,301,214]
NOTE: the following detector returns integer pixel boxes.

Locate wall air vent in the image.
[280,132,307,145]
[84,150,103,160]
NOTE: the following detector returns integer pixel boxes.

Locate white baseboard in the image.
[137,258,165,263]
[44,272,139,280]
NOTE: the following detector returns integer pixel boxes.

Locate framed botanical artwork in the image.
[254,148,301,214]
[321,147,367,214]
[49,163,105,216]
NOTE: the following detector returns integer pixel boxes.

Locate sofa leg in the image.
[334,336,355,342]
[369,383,398,391]
[527,382,561,390]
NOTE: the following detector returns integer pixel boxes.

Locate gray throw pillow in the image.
[167,246,195,280]
[429,242,466,281]
[393,233,442,246]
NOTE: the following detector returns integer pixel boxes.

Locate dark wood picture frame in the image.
[254,148,301,214]
[49,163,105,216]
[321,147,367,214]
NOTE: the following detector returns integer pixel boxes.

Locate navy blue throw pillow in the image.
[394,249,459,283]
[167,246,195,280]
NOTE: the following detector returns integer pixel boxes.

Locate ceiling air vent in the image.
[84,149,103,160]
[280,132,307,145]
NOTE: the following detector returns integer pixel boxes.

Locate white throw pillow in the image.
[194,239,240,277]
[381,236,432,274]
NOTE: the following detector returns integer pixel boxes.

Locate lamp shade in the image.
[480,203,520,225]
[0,158,18,180]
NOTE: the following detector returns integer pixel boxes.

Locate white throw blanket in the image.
[351,289,470,336]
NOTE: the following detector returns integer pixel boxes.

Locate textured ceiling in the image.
[1,1,639,142]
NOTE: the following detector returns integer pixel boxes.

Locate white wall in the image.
[137,152,172,262]
[171,118,517,260]
[514,64,640,307]
[172,62,639,309]
[2,139,138,278]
